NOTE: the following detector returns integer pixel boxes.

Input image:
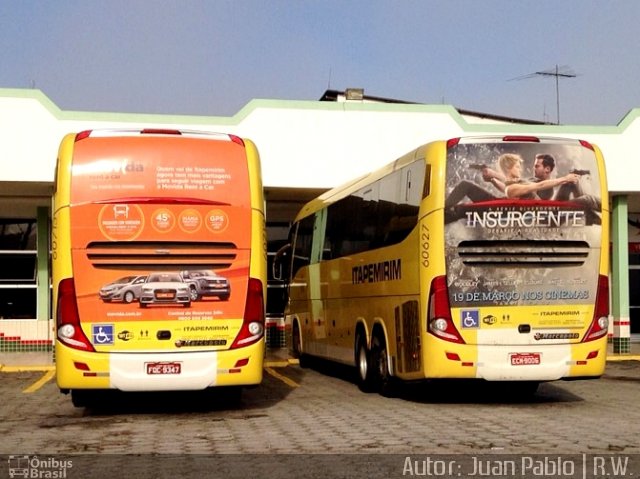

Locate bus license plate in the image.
[146,362,181,375]
[510,353,541,366]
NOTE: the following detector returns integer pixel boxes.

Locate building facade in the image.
[0,88,638,354]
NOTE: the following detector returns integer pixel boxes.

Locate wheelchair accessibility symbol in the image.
[461,310,480,328]
[92,324,115,345]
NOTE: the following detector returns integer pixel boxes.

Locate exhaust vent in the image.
[457,240,589,267]
[86,241,237,270]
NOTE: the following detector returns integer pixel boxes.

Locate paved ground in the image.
[2,338,639,368]
[1,346,638,479]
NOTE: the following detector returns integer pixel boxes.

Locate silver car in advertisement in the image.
[181,270,231,301]
[99,275,147,303]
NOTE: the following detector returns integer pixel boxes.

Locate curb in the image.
[606,354,640,362]
[0,365,55,372]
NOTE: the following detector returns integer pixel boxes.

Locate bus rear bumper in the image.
[423,338,607,382]
[56,341,265,391]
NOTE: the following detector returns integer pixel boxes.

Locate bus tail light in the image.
[140,128,182,135]
[230,278,265,349]
[502,135,540,143]
[446,138,461,149]
[579,140,595,151]
[56,278,95,352]
[74,131,92,142]
[427,276,465,344]
[229,135,245,146]
[582,274,609,342]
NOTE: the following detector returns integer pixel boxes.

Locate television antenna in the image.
[510,65,577,124]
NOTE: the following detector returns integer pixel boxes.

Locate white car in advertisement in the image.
[139,272,191,308]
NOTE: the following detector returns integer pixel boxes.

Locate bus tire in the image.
[292,322,309,368]
[371,333,397,397]
[224,386,243,404]
[510,381,539,397]
[206,386,242,405]
[485,380,539,400]
[355,333,375,393]
[71,390,94,408]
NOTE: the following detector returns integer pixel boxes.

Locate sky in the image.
[1,0,639,125]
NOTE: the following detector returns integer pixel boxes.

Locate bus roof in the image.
[294,141,437,221]
[74,128,246,146]
[293,135,600,222]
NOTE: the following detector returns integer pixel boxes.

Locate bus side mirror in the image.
[272,243,291,281]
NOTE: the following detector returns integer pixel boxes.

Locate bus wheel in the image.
[511,381,539,397]
[371,334,397,397]
[223,386,242,405]
[355,334,375,393]
[205,386,242,406]
[485,381,539,399]
[292,322,308,368]
[71,390,95,408]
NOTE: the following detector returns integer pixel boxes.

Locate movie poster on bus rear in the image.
[443,140,604,308]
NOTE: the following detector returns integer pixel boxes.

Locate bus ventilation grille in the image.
[395,300,421,373]
[456,240,590,266]
[85,241,238,270]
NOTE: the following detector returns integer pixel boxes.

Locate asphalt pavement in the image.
[1,339,639,370]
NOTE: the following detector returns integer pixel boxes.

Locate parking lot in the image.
[1,351,639,478]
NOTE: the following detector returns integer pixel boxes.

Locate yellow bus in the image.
[53,129,266,406]
[278,135,609,396]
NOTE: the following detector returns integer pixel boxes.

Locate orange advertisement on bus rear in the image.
[68,135,253,326]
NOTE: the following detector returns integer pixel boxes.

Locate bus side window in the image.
[272,243,291,281]
[291,216,314,278]
[322,238,333,260]
[422,164,431,198]
[379,162,427,247]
